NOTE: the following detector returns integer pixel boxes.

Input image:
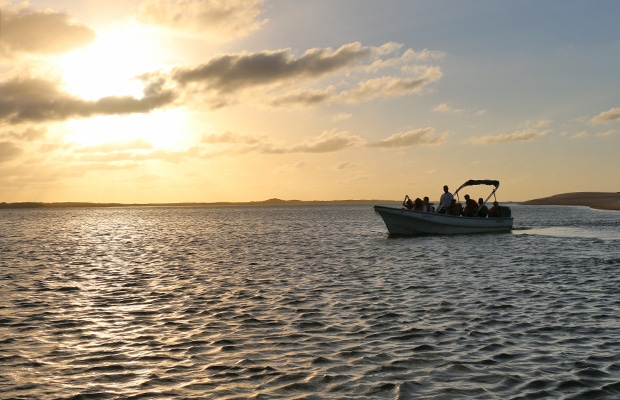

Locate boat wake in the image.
[513,226,620,240]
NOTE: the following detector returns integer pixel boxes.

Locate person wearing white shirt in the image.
[438,185,453,214]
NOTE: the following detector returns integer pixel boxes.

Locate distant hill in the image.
[521,192,620,211]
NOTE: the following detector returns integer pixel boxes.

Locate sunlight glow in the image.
[56,24,161,100]
[65,109,194,151]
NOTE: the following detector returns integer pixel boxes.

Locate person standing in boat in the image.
[437,185,453,214]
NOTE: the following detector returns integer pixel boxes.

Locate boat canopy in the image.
[453,179,501,205]
[454,179,499,194]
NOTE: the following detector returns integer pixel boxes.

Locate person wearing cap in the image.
[463,194,478,217]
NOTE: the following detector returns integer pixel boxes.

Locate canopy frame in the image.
[453,180,501,211]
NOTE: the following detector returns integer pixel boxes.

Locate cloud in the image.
[265,130,365,154]
[269,66,441,107]
[138,0,267,39]
[332,113,353,122]
[143,42,442,108]
[433,102,487,116]
[201,131,264,146]
[596,129,618,138]
[336,70,442,103]
[369,127,446,148]
[76,146,200,164]
[201,129,364,155]
[0,6,96,54]
[170,42,374,93]
[0,127,47,141]
[467,129,550,144]
[571,131,589,139]
[1,41,441,124]
[591,107,620,124]
[200,127,445,156]
[270,87,334,108]
[74,139,154,153]
[0,77,175,124]
[518,119,553,128]
[335,161,355,170]
[434,103,463,114]
[0,141,23,163]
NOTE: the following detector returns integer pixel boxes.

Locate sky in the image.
[1,0,619,203]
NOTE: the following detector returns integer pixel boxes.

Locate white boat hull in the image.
[374,205,513,236]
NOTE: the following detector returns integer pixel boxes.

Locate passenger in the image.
[402,195,414,210]
[476,198,489,218]
[422,196,435,213]
[446,199,461,215]
[488,201,500,217]
[413,197,424,211]
[462,194,478,217]
[437,185,453,214]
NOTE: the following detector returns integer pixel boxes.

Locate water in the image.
[1,204,619,399]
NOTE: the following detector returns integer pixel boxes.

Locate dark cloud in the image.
[143,43,442,108]
[170,42,373,93]
[0,8,96,54]
[369,128,445,148]
[0,77,175,124]
[284,132,363,154]
[270,88,333,107]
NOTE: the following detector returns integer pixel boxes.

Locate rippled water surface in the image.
[1,204,619,399]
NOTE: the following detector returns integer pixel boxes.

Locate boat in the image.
[374,179,513,236]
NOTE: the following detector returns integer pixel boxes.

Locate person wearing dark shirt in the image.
[476,198,489,217]
[462,194,478,217]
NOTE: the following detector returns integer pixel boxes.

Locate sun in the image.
[55,23,163,100]
[55,23,196,151]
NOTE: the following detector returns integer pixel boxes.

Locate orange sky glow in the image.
[1,0,619,203]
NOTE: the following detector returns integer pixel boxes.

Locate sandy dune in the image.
[521,192,620,211]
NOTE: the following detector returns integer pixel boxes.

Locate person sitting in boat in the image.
[462,194,478,217]
[446,198,461,215]
[423,196,435,212]
[402,195,414,210]
[476,197,489,217]
[413,197,424,211]
[489,201,500,217]
[437,185,453,214]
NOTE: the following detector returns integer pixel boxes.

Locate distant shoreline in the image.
[520,192,620,211]
[2,192,619,211]
[0,199,395,209]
